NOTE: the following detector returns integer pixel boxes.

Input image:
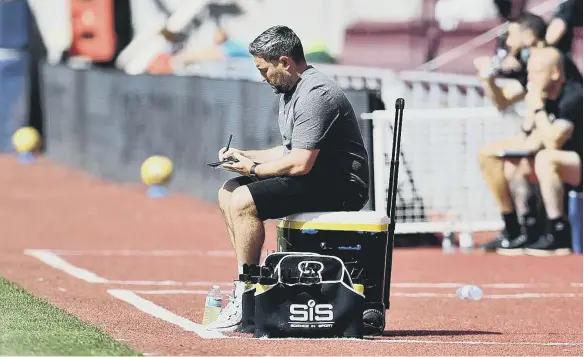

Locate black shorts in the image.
[233,176,368,221]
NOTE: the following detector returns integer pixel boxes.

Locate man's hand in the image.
[221,152,255,176]
[524,85,546,112]
[500,55,522,73]
[218,147,244,161]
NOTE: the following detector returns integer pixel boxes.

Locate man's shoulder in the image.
[560,81,583,105]
[557,81,583,117]
[299,66,339,90]
[297,67,347,103]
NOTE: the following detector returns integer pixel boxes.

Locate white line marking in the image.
[391,292,583,299]
[391,282,552,289]
[24,249,583,293]
[108,280,233,287]
[104,281,584,289]
[24,249,108,283]
[244,337,582,347]
[107,290,582,347]
[107,289,224,339]
[50,249,236,257]
[366,339,583,346]
[129,289,583,299]
[132,289,231,295]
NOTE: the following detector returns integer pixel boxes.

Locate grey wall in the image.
[41,64,375,207]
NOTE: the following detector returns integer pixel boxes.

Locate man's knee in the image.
[534,149,582,186]
[477,147,493,171]
[477,141,503,168]
[229,186,258,218]
[534,149,557,175]
[218,178,244,211]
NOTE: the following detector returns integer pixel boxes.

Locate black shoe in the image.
[479,232,512,252]
[524,220,572,256]
[497,218,542,256]
[496,234,530,256]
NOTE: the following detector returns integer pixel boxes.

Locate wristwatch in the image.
[534,107,546,115]
[249,164,259,178]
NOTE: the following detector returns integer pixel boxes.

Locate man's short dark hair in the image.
[515,12,548,40]
[248,25,306,63]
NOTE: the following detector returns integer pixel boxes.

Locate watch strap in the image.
[534,107,546,114]
[250,163,258,177]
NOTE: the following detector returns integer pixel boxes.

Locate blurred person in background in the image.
[493,0,528,21]
[474,12,581,112]
[521,47,582,255]
[474,12,582,253]
[545,0,582,56]
[172,27,250,66]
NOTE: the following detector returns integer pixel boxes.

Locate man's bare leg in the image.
[478,136,527,246]
[534,149,581,219]
[217,178,244,249]
[526,149,581,256]
[206,181,262,332]
[497,158,542,255]
[229,186,265,266]
[505,160,533,216]
[478,136,525,213]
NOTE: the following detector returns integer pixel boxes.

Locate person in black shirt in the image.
[521,47,583,255]
[475,12,583,253]
[545,0,583,56]
[475,12,582,112]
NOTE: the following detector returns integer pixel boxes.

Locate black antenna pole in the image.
[382,97,405,311]
[387,98,405,227]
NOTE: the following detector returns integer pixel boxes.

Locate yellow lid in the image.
[255,283,269,293]
[353,284,364,294]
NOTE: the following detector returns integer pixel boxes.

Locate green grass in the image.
[0,278,142,356]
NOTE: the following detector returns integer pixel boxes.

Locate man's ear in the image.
[278,56,292,69]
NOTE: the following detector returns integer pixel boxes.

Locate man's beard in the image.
[269,75,291,94]
[271,84,287,94]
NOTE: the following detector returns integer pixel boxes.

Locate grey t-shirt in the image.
[278,66,369,192]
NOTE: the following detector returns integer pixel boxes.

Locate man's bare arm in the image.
[479,76,526,110]
[545,18,568,47]
[242,146,285,163]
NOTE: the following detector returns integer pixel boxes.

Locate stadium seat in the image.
[432,19,501,75]
[339,20,431,71]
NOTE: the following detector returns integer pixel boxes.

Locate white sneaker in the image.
[205,282,243,332]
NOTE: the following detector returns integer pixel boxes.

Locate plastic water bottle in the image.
[202,285,222,326]
[442,231,456,255]
[456,285,483,300]
[458,230,474,253]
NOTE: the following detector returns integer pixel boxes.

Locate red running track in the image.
[0,156,582,356]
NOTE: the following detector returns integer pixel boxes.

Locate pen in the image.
[226,134,233,152]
